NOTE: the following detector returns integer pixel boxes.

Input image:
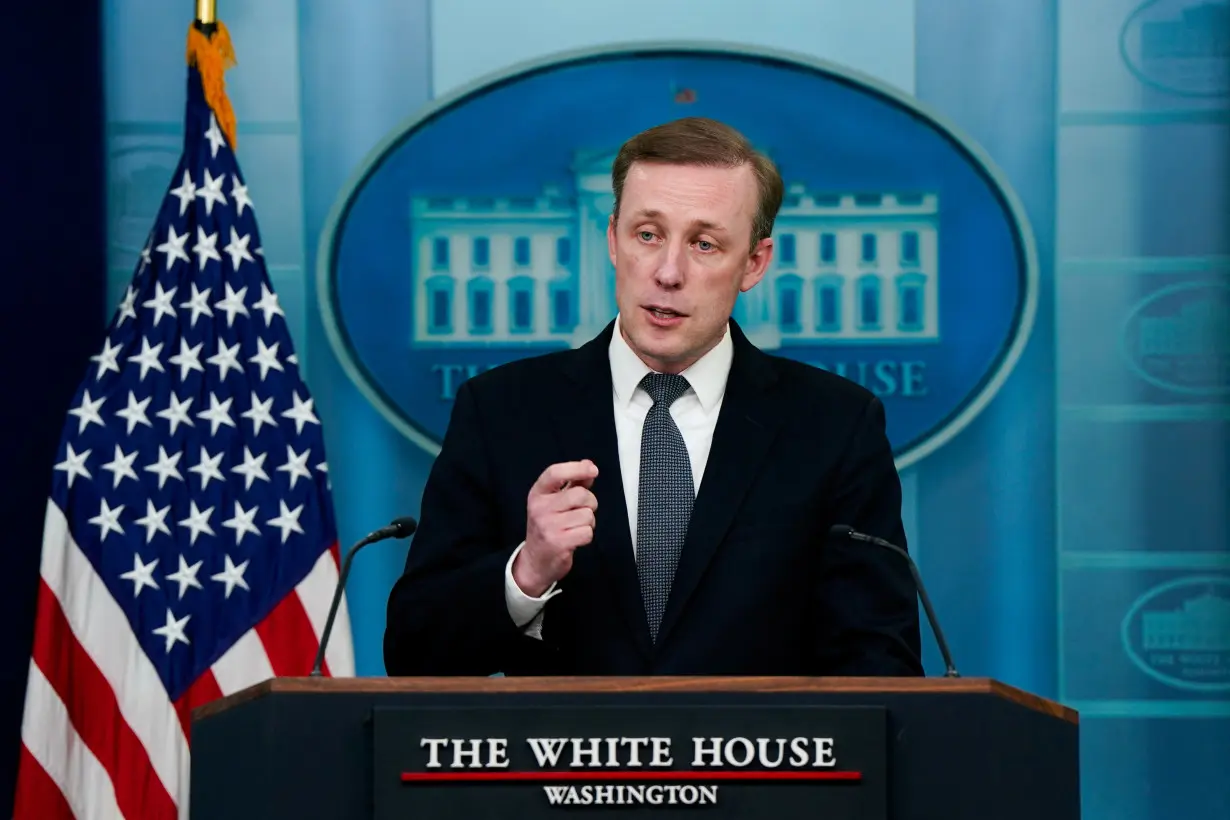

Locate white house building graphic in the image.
[409,151,940,350]
[1141,591,1230,653]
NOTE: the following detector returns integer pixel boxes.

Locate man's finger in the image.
[539,486,598,515]
[558,506,597,531]
[531,460,598,494]
[560,524,595,549]
[562,486,598,511]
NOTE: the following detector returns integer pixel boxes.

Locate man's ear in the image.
[607,214,618,267]
[740,237,773,292]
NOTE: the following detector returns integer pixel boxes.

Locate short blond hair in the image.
[611,117,785,251]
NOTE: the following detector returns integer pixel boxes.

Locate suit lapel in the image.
[654,324,784,647]
[552,323,653,659]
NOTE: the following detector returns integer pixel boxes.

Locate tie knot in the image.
[640,372,691,407]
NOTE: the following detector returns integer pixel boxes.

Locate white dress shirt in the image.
[503,315,734,636]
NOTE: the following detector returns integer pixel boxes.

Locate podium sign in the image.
[372,703,887,818]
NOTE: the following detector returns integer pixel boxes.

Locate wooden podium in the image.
[190,676,1079,819]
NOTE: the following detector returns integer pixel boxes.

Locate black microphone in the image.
[309,516,418,677]
[828,524,959,678]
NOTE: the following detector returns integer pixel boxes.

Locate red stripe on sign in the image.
[12,745,77,820]
[30,579,179,820]
[402,770,862,783]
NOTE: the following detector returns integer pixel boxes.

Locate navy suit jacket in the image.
[383,320,923,677]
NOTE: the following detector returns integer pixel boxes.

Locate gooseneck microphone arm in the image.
[310,516,418,677]
[829,524,960,678]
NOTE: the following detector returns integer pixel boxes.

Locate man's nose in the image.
[653,243,685,289]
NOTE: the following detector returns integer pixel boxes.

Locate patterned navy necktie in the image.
[635,372,695,643]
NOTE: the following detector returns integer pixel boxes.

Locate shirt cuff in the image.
[504,542,562,634]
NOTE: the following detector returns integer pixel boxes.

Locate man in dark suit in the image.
[383,116,923,677]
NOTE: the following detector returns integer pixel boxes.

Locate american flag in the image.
[12,56,354,819]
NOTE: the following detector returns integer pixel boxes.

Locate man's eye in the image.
[639,231,655,242]
[697,241,713,251]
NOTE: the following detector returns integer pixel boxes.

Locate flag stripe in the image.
[295,545,356,676]
[173,668,225,743]
[19,661,126,820]
[13,745,77,820]
[38,500,189,806]
[254,584,330,676]
[210,627,276,695]
[30,577,178,820]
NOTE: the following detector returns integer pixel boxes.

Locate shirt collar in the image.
[608,314,733,413]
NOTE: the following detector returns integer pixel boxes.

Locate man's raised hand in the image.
[513,460,599,597]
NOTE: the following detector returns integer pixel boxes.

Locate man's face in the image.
[607,161,773,374]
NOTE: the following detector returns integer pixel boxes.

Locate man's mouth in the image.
[645,305,687,320]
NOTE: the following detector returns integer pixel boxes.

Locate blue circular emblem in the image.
[1119,0,1230,98]
[1120,280,1230,397]
[318,43,1038,469]
[1121,575,1230,693]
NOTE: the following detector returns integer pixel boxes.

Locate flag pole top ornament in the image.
[195,0,217,27]
[186,4,236,151]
